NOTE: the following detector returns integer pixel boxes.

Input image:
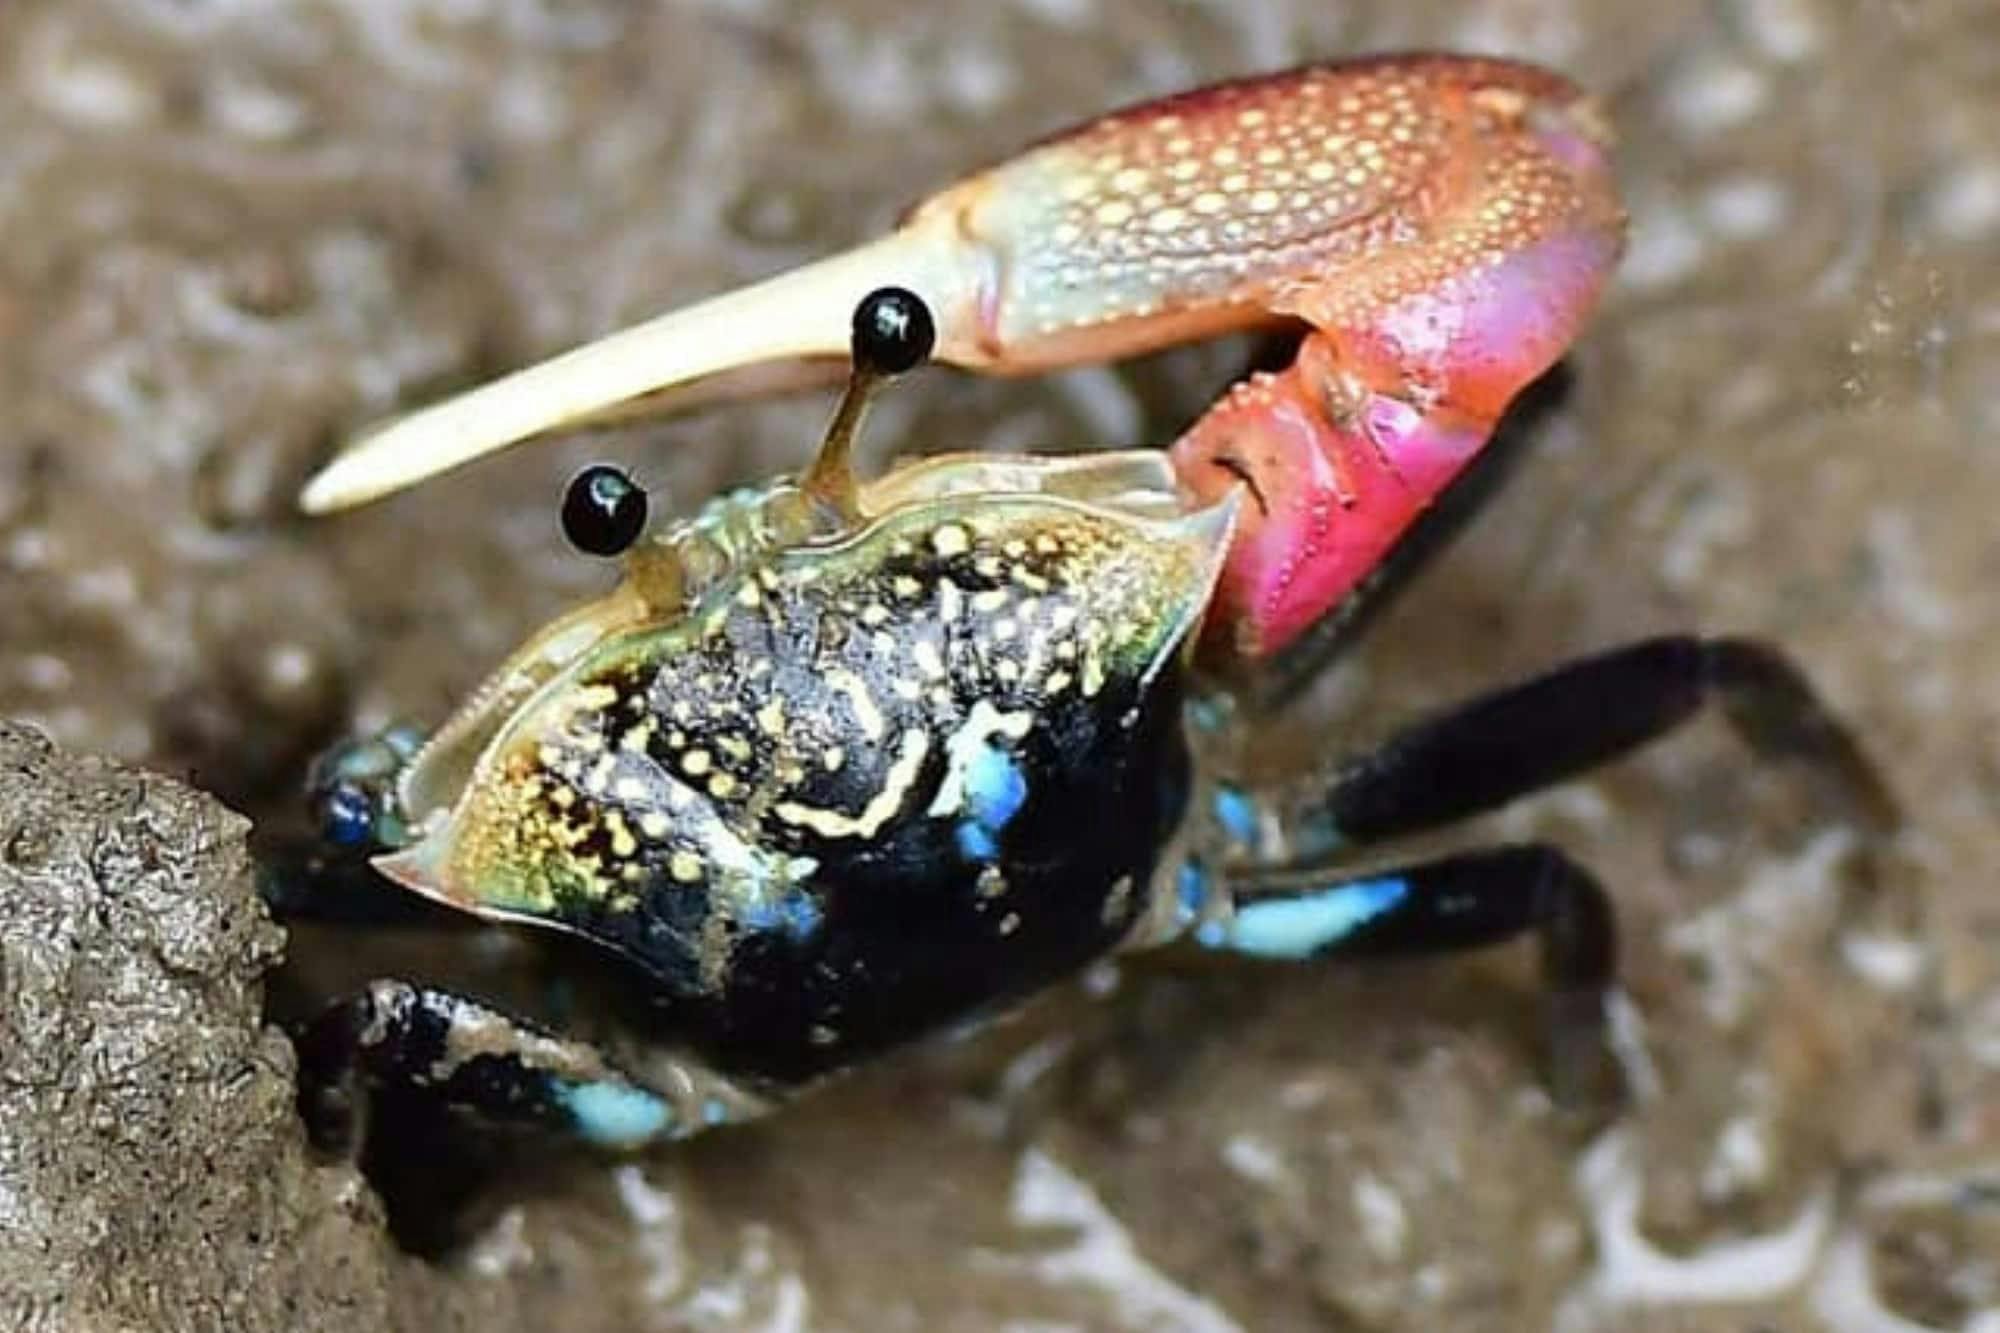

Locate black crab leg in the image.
[1162,634,1896,1095]
[1214,634,1897,866]
[296,980,769,1156]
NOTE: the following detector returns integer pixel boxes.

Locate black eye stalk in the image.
[562,462,649,558]
[803,286,936,520]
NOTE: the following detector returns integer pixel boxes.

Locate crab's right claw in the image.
[299,55,1621,517]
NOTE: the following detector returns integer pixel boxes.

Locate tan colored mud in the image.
[1,1,1996,1329]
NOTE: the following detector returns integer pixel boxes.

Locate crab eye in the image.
[317,777,379,850]
[562,464,649,557]
[850,287,935,377]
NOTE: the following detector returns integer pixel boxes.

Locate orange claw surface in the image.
[301,54,1625,666]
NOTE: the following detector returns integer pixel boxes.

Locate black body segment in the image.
[396,497,1216,1085]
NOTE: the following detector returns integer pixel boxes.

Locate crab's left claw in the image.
[302,55,1624,672]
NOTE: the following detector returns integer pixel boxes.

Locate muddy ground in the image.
[2,0,1997,1329]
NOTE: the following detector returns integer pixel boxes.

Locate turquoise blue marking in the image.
[559,1081,674,1148]
[1176,858,1214,926]
[1211,785,1258,846]
[955,742,1027,863]
[967,744,1027,826]
[737,888,824,942]
[702,1097,729,1126]
[956,822,1000,861]
[1201,877,1409,960]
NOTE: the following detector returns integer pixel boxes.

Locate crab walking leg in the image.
[1154,636,1898,1093]
[1199,636,1899,868]
[295,980,771,1154]
[1179,846,1619,1096]
[301,54,1625,562]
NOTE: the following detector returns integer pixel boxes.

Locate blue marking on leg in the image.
[558,1080,675,1149]
[1211,784,1259,847]
[1175,857,1214,927]
[956,821,999,861]
[1197,877,1410,960]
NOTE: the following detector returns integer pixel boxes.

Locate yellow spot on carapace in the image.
[826,669,884,741]
[931,524,970,557]
[681,749,712,777]
[671,851,702,883]
[775,729,931,839]
[606,812,637,858]
[570,682,618,711]
[1083,644,1107,697]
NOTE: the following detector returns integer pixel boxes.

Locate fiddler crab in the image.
[274,55,1895,1164]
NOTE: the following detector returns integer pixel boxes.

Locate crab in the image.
[274,56,1895,1166]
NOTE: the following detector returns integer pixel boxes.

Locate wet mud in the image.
[2,1,1997,1329]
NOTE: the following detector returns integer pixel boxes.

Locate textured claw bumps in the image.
[1146,58,1625,659]
[927,55,1624,660]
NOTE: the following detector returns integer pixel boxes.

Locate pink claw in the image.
[1132,58,1627,661]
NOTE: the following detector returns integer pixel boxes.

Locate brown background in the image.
[0,0,1995,1329]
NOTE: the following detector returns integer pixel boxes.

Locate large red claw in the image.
[1111,57,1629,663]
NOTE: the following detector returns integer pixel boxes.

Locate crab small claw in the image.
[301,54,1624,668]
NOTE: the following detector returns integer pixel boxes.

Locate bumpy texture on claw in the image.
[913,54,1624,662]
[1002,55,1628,660]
